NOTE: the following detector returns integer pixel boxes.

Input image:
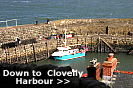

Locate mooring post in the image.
[97,37,100,53]
[91,36,93,52]
[77,38,79,44]
[35,20,38,25]
[7,47,11,64]
[104,43,106,53]
[18,50,20,63]
[100,39,102,53]
[47,41,49,58]
[46,41,49,59]
[32,43,36,62]
[99,37,101,53]
[106,26,109,34]
[85,37,87,47]
[9,53,11,64]
[14,46,18,62]
[46,18,50,24]
[4,48,8,63]
[80,29,82,35]
[24,45,28,63]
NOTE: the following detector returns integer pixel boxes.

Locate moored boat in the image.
[52,46,87,60]
[51,29,88,60]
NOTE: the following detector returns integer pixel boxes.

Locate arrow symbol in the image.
[64,79,70,84]
[57,79,63,84]
[57,79,70,84]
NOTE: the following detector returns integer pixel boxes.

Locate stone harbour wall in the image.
[0,39,57,64]
[1,35,133,64]
[0,18,133,63]
[53,18,133,35]
[0,18,133,44]
[0,23,54,43]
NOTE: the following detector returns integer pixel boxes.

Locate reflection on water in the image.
[32,52,133,73]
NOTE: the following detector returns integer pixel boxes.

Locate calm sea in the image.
[32,53,133,73]
[0,0,133,27]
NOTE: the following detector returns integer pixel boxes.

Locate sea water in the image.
[0,0,133,27]
[33,52,133,73]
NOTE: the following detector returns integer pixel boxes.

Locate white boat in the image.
[51,29,88,60]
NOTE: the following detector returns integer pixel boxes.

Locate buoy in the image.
[81,73,88,77]
[72,52,74,55]
[114,70,133,74]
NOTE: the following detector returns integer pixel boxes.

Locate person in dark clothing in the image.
[17,38,21,44]
[47,18,50,24]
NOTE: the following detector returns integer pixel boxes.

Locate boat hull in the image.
[53,52,86,60]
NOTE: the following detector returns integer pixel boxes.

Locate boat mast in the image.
[64,28,66,47]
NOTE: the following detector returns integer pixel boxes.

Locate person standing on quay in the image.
[47,18,50,24]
